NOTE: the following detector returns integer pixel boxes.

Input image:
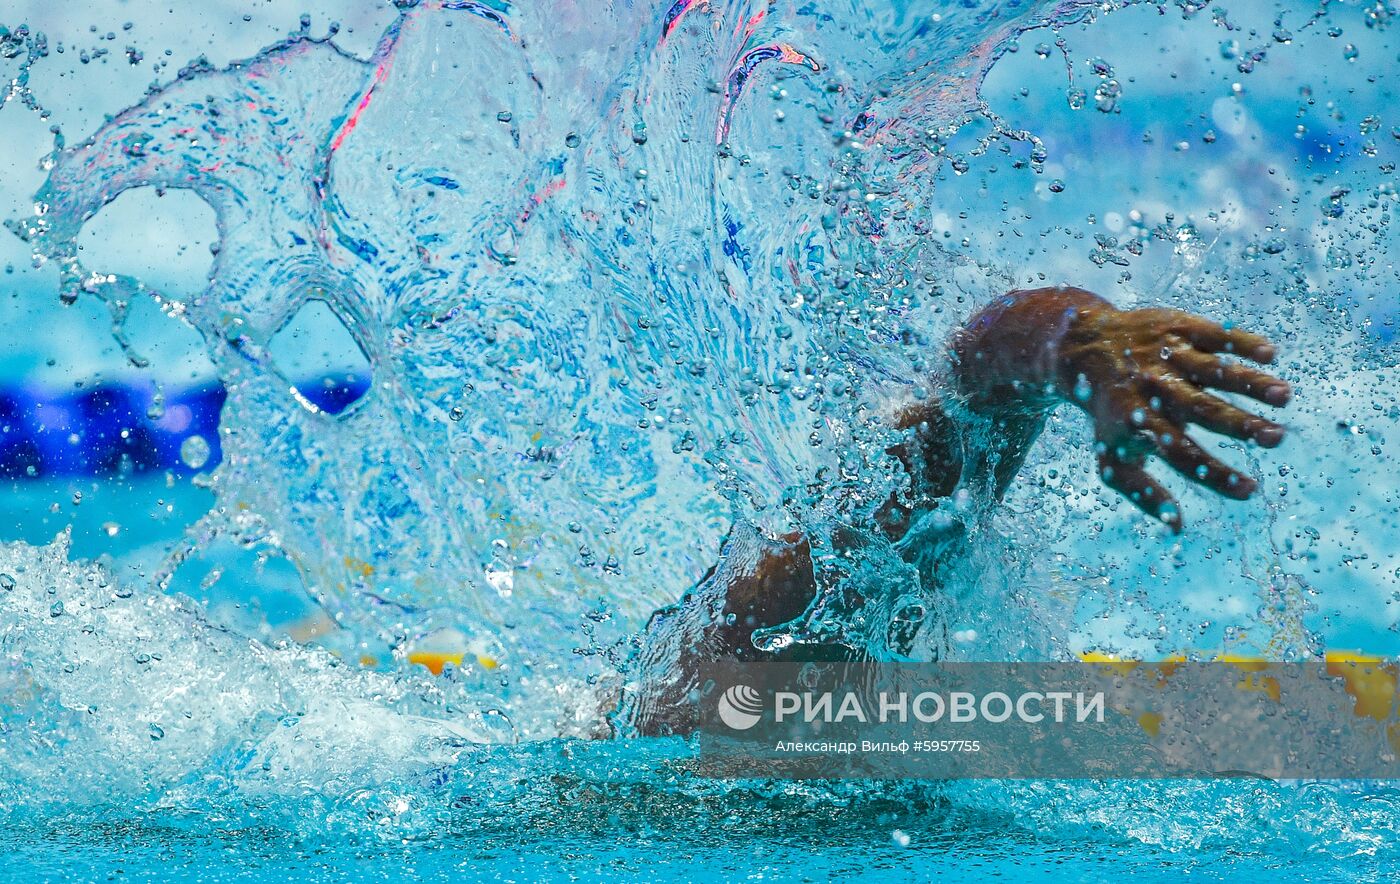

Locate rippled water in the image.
[1,0,1398,877]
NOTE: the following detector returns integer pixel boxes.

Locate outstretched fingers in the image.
[1098,452,1182,532]
[1150,378,1287,448]
[1140,416,1257,500]
[1169,349,1292,407]
[1170,314,1277,363]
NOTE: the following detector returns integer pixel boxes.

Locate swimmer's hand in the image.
[954,287,1290,531]
[1058,300,1290,531]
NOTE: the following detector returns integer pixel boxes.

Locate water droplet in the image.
[1094,80,1121,113]
[449,406,465,422]
[751,631,793,653]
[1073,375,1093,402]
[496,110,513,123]
[1048,179,1065,193]
[0,573,13,591]
[179,434,211,470]
[564,133,581,149]
[49,600,64,617]
[148,723,165,741]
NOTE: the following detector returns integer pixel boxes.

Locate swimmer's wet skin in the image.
[620,286,1291,736]
[954,285,1290,526]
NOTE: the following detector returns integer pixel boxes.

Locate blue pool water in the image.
[1,0,1398,879]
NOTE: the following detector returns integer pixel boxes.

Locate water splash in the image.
[2,0,1397,860]
[0,23,47,117]
[0,533,506,823]
[4,0,1139,729]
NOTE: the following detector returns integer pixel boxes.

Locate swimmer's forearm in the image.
[951,286,1112,411]
[876,288,1107,525]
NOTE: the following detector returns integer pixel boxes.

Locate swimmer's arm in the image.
[639,289,1293,676]
[950,286,1291,530]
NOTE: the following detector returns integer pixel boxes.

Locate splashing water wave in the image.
[7,0,1112,720]
[3,533,1399,866]
[2,0,1398,863]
